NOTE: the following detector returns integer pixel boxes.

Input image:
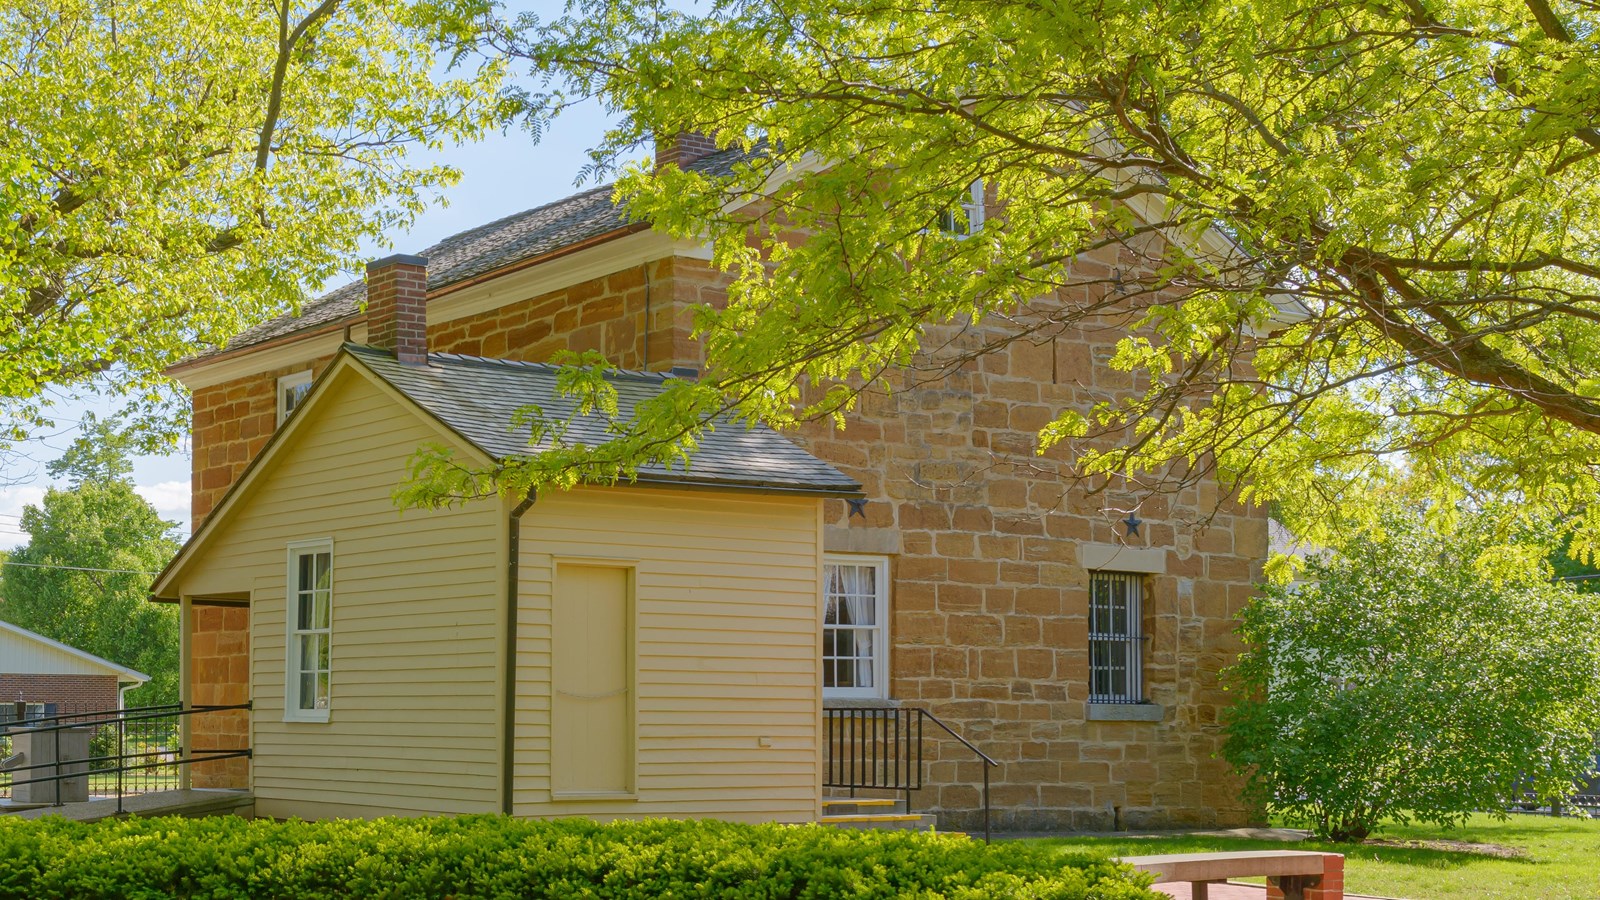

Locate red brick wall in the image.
[656,132,719,170]
[367,256,429,364]
[188,605,250,789]
[0,674,119,712]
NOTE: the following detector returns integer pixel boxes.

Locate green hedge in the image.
[0,815,1158,899]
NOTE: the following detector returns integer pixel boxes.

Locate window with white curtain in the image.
[823,555,889,699]
[285,540,333,722]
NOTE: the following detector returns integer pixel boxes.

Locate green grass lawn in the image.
[86,770,178,793]
[1033,814,1600,900]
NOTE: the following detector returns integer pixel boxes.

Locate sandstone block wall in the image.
[426,256,719,372]
[189,259,720,524]
[788,241,1265,830]
[797,344,1264,829]
[188,604,250,789]
[181,242,1266,829]
[192,356,336,523]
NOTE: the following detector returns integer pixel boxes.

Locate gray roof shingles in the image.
[207,146,754,359]
[348,345,860,497]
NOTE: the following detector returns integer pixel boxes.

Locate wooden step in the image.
[820,812,938,832]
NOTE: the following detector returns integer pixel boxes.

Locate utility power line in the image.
[0,560,160,576]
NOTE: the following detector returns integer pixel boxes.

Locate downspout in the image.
[502,489,538,815]
[641,262,651,371]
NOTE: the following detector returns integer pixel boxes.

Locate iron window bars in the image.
[1089,571,1146,703]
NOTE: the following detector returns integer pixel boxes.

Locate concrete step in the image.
[8,788,253,822]
[820,812,937,832]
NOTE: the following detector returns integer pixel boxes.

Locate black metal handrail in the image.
[0,702,182,730]
[822,705,1000,841]
[1,702,251,815]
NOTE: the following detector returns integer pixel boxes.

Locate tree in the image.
[1551,529,1600,593]
[1221,502,1600,841]
[44,416,138,485]
[0,0,507,452]
[0,431,181,707]
[422,0,1600,542]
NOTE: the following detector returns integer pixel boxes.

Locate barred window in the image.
[1089,571,1145,703]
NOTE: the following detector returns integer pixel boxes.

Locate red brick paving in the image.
[1154,883,1265,899]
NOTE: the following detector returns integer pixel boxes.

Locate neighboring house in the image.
[0,619,148,720]
[153,138,1272,830]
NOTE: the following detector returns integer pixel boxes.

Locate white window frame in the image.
[276,370,314,425]
[1088,570,1145,704]
[284,539,333,723]
[822,554,890,700]
[937,180,986,237]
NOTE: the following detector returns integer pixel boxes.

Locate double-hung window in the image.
[1088,571,1145,703]
[937,180,986,236]
[823,555,889,699]
[286,540,333,721]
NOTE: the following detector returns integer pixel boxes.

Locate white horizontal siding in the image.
[0,629,127,678]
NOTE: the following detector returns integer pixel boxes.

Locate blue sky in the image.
[0,88,622,549]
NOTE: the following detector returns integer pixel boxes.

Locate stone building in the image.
[159,141,1270,829]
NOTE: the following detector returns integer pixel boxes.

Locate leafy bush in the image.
[1223,504,1600,842]
[0,814,1157,899]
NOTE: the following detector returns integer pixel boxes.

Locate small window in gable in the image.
[937,180,986,237]
[277,371,314,425]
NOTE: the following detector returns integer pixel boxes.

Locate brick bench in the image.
[1120,850,1344,900]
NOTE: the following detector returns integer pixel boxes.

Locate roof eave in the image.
[151,347,498,601]
[164,222,649,379]
[164,316,356,378]
[0,620,151,683]
[626,472,864,498]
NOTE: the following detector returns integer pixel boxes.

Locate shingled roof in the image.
[346,344,861,496]
[202,146,754,361]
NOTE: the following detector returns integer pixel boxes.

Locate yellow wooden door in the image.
[552,564,633,795]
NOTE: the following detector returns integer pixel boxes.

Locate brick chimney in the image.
[365,253,429,365]
[655,132,718,170]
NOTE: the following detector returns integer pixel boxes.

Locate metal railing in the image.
[823,705,1000,841]
[0,702,251,815]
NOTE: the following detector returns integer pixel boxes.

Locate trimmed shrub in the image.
[0,814,1158,899]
